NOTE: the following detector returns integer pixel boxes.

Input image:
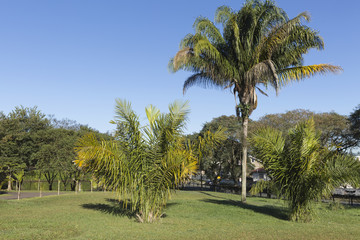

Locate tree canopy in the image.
[254,109,355,151]
[0,106,108,191]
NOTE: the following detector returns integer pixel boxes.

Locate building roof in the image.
[250,168,266,174]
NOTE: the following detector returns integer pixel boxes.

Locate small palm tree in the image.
[13,169,24,200]
[250,119,360,221]
[75,99,198,223]
[170,0,342,202]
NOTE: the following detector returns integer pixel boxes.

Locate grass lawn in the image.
[0,190,359,240]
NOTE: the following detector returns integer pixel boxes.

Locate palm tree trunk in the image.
[241,116,249,203]
[17,182,21,200]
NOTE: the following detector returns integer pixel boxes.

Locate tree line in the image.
[190,106,360,187]
[0,106,111,191]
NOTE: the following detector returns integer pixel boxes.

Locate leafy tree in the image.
[201,115,241,137]
[34,121,108,191]
[170,0,342,202]
[349,104,360,148]
[193,126,227,188]
[201,137,239,183]
[0,107,49,190]
[0,170,6,189]
[199,115,253,184]
[250,119,360,221]
[75,99,198,223]
[253,109,355,151]
[34,128,78,190]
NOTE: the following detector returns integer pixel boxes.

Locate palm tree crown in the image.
[250,119,360,221]
[75,99,197,223]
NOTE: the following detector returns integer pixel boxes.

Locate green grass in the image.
[1,191,360,240]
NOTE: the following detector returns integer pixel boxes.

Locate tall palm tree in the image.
[75,99,198,223]
[169,0,342,202]
[249,119,360,221]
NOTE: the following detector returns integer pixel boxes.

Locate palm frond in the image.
[172,47,192,71]
[250,179,272,195]
[263,11,311,58]
[228,15,242,63]
[256,87,268,96]
[278,64,343,86]
[193,17,225,45]
[215,5,233,26]
[246,59,279,92]
[183,72,229,94]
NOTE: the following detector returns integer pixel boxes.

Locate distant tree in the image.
[170,0,342,202]
[250,119,360,222]
[0,107,49,190]
[68,125,113,191]
[0,106,110,191]
[204,137,241,183]
[253,109,355,151]
[201,115,241,138]
[349,105,360,148]
[199,115,254,183]
[33,119,110,191]
[34,128,78,190]
[0,170,6,189]
[193,126,227,188]
[50,119,81,191]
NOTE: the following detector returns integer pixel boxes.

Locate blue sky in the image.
[0,0,359,134]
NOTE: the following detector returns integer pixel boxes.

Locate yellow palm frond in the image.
[278,64,343,86]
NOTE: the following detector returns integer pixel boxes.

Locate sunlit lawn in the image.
[1,190,359,240]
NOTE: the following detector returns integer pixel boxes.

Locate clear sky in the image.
[0,0,359,134]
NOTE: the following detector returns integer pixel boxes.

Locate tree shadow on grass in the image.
[81,198,136,219]
[199,191,228,200]
[201,198,289,220]
[81,198,178,219]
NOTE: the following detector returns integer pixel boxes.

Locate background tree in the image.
[192,126,227,188]
[198,115,254,184]
[253,109,355,151]
[170,0,342,202]
[250,119,360,221]
[0,107,49,190]
[33,119,110,191]
[34,128,78,190]
[349,104,360,149]
[0,106,112,191]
